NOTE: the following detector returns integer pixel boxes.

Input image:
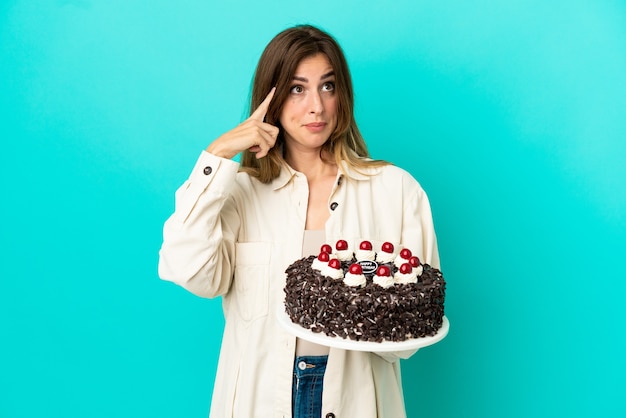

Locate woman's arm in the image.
[374,170,440,362]
[159,89,279,297]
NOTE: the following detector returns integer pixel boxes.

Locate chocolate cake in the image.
[283,241,446,343]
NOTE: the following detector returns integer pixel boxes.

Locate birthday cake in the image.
[283,240,446,343]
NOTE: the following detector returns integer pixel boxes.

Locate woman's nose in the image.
[308,91,323,114]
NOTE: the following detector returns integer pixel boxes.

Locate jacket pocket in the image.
[234,242,270,322]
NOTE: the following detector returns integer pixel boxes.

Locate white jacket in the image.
[158,151,440,418]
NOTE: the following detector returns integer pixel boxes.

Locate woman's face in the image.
[279,53,338,153]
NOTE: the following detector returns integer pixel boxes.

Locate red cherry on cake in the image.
[359,240,373,251]
[318,252,330,262]
[348,263,363,275]
[399,248,412,259]
[320,244,332,254]
[335,239,349,251]
[328,258,341,270]
[376,265,391,276]
[399,263,413,274]
[409,256,421,267]
[381,241,394,253]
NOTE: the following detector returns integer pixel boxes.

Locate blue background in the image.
[2,1,625,417]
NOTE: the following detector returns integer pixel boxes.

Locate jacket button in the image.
[330,202,338,211]
[203,166,212,175]
[325,413,336,418]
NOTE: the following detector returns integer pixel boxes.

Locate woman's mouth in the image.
[304,122,327,132]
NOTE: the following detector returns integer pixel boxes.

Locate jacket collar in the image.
[271,160,380,191]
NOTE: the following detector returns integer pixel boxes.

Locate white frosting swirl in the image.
[355,249,376,261]
[335,249,353,262]
[376,251,396,264]
[311,258,327,272]
[394,254,411,269]
[322,264,344,280]
[373,274,395,288]
[414,264,424,277]
[394,270,417,284]
[343,272,366,287]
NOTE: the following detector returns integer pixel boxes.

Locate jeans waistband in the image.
[293,355,328,378]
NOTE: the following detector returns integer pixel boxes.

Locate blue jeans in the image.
[292,355,328,418]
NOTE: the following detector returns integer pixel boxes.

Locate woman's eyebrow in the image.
[292,71,336,82]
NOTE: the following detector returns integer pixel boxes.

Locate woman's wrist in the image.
[206,140,235,159]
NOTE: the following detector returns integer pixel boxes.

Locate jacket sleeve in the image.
[158,151,241,298]
[374,171,441,363]
[402,175,440,269]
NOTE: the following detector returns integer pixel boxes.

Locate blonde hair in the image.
[240,25,388,183]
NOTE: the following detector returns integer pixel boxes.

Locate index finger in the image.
[250,87,276,121]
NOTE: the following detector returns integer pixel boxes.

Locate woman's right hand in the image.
[206,88,279,159]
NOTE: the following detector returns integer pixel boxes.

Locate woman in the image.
[158,25,439,418]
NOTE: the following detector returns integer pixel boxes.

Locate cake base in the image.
[277,308,449,352]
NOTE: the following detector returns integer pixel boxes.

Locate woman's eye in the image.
[290,85,304,94]
[322,82,335,92]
